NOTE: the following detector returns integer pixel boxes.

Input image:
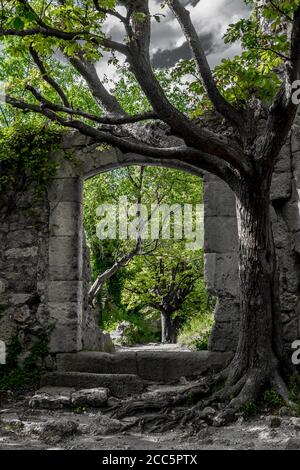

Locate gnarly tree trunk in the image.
[222,171,289,407]
[160,311,179,344]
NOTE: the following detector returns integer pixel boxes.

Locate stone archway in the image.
[1,124,300,361]
[47,132,209,354]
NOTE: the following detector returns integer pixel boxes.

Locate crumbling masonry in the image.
[1,117,300,361]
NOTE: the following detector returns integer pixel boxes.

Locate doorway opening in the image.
[83,165,216,352]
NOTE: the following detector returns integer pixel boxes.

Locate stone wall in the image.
[1,126,300,359]
[0,174,51,361]
[205,116,300,352]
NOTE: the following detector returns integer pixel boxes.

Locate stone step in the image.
[56,351,231,382]
[41,372,146,398]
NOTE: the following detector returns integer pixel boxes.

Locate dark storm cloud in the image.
[149,0,251,70]
[151,31,215,68]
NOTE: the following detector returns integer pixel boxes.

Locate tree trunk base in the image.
[110,359,293,432]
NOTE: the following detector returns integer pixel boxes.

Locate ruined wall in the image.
[1,126,300,358]
[0,175,51,362]
[205,116,300,352]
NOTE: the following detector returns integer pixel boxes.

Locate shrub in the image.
[177,312,214,351]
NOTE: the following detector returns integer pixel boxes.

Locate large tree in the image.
[1,0,300,422]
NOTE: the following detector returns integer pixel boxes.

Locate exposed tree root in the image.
[110,362,294,433]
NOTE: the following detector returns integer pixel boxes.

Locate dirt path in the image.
[0,401,299,450]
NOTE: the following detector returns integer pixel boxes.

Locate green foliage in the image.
[241,401,258,418]
[0,120,63,197]
[83,165,214,346]
[263,389,284,408]
[241,387,286,419]
[177,312,214,351]
[0,335,49,391]
[103,309,160,345]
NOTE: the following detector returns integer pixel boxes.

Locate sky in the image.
[97,0,251,80]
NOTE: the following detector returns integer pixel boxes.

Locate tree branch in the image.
[29,47,70,107]
[267,0,293,22]
[25,85,157,124]
[261,5,300,161]
[89,239,142,304]
[167,0,245,132]
[68,55,126,115]
[123,2,246,174]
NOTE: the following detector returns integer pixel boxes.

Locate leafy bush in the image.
[263,389,284,408]
[0,335,48,391]
[177,312,214,351]
[241,402,258,418]
[103,310,160,346]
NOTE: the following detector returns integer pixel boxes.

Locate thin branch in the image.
[250,46,290,62]
[4,95,216,162]
[123,2,247,174]
[0,25,128,55]
[167,0,245,133]
[268,0,293,22]
[29,47,70,107]
[68,55,126,115]
[89,239,142,303]
[25,85,158,124]
[261,5,300,162]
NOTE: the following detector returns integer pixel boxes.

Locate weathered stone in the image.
[41,372,146,398]
[271,172,292,200]
[204,217,238,253]
[205,253,239,297]
[282,202,300,232]
[49,201,82,237]
[40,419,78,443]
[93,415,125,435]
[29,392,70,409]
[71,388,109,407]
[204,179,236,217]
[285,438,300,450]
[48,177,82,203]
[57,351,137,375]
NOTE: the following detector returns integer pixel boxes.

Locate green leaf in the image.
[10,17,25,30]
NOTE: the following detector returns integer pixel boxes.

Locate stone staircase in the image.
[41,351,231,398]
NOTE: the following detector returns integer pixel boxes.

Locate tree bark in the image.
[224,172,287,404]
[161,311,179,344]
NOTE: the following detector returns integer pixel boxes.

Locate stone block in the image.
[275,144,291,173]
[136,351,231,382]
[49,235,82,281]
[56,351,137,375]
[48,322,82,353]
[205,252,239,296]
[291,125,300,153]
[49,202,82,237]
[71,388,109,407]
[5,246,38,259]
[282,201,300,232]
[204,217,238,253]
[47,281,83,303]
[48,177,82,203]
[271,172,292,200]
[47,302,82,324]
[204,180,236,217]
[283,318,298,343]
[41,372,145,397]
